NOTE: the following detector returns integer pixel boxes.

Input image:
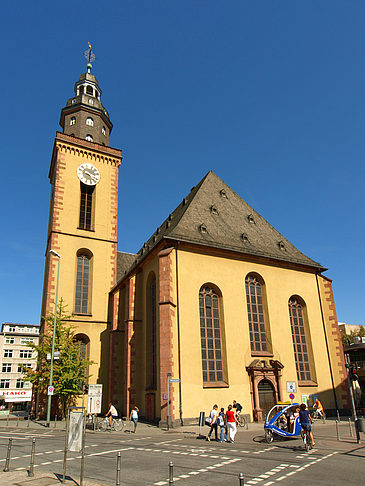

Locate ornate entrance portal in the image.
[246,359,284,422]
[258,380,276,419]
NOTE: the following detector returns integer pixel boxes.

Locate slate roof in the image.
[116,171,325,285]
[116,251,137,282]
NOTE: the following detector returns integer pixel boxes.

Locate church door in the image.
[258,380,276,419]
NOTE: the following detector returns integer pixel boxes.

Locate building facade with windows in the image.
[108,171,350,424]
[0,323,39,409]
[41,63,349,423]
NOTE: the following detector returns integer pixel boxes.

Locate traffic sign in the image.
[289,393,295,400]
[286,381,297,393]
[48,386,54,396]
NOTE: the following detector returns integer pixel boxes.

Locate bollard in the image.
[6,415,9,427]
[27,414,30,428]
[335,420,340,441]
[239,472,244,485]
[54,415,57,428]
[3,438,12,472]
[349,418,353,438]
[337,410,341,422]
[29,438,36,477]
[17,415,19,427]
[116,452,121,486]
[169,461,174,484]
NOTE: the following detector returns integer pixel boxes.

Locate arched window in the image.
[245,274,270,353]
[146,273,157,389]
[70,117,76,126]
[288,297,312,382]
[101,126,106,135]
[85,134,93,142]
[86,117,94,126]
[199,285,225,384]
[74,334,90,381]
[79,183,94,230]
[74,334,90,360]
[86,85,93,95]
[75,252,92,314]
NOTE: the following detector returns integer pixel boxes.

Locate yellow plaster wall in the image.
[175,249,337,420]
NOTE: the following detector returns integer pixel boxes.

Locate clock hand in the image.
[84,171,97,181]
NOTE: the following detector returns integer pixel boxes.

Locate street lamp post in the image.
[46,249,61,427]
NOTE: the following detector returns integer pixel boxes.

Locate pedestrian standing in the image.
[226,404,237,443]
[218,407,227,442]
[206,404,219,441]
[130,406,139,433]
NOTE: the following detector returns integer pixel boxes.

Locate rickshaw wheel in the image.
[265,429,274,443]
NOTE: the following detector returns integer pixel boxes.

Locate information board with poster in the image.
[68,410,84,452]
[87,384,103,414]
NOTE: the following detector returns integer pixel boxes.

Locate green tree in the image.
[341,326,365,347]
[23,300,93,418]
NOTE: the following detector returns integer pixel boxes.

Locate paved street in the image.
[0,419,363,485]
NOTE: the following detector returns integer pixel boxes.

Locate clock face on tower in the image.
[76,163,101,186]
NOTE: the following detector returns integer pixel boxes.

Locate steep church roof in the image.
[117,171,325,283]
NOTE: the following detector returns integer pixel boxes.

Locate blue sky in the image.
[1,1,364,325]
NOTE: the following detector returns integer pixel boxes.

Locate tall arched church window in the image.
[146,273,157,389]
[86,117,94,126]
[245,274,270,353]
[74,334,90,380]
[85,134,93,142]
[74,334,90,360]
[199,285,225,384]
[75,252,92,314]
[86,85,93,95]
[288,297,312,382]
[70,117,76,126]
[79,183,94,230]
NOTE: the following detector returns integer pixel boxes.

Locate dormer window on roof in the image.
[248,214,255,224]
[220,189,227,198]
[199,224,207,234]
[278,241,286,251]
[210,205,219,215]
[241,233,249,242]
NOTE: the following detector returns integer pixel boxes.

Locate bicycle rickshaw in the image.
[264,401,302,443]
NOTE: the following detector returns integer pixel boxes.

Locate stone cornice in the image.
[49,132,122,180]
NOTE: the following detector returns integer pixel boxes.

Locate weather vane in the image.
[84,42,96,73]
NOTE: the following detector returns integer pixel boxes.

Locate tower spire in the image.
[84,42,96,73]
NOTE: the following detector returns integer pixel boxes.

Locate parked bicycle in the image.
[96,416,124,431]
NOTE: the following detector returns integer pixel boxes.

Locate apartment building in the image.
[0,323,39,410]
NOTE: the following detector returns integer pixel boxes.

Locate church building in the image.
[41,60,350,424]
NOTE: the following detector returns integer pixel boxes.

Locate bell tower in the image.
[41,46,122,390]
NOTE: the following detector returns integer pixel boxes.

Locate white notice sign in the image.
[68,411,84,452]
[87,384,103,414]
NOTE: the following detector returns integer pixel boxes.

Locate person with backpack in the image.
[218,407,227,442]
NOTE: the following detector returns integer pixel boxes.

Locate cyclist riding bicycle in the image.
[106,402,118,427]
[314,398,324,418]
[233,400,242,416]
[299,403,315,446]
